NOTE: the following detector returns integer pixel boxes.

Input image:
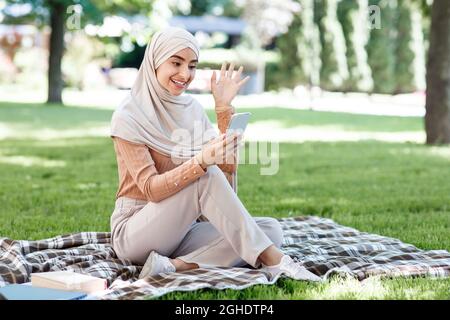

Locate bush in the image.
[197,48,270,72]
[62,33,109,89]
[198,48,279,93]
[394,1,426,93]
[13,47,47,90]
[316,0,349,91]
[112,42,146,69]
[337,0,373,92]
[367,0,397,94]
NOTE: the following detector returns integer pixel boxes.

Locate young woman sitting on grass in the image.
[109,27,321,282]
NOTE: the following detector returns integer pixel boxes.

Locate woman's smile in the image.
[170,78,187,89]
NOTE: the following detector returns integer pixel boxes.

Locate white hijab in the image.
[110,27,217,161]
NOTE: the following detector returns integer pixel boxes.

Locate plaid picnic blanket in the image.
[1,216,449,300]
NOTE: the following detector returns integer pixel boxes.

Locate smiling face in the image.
[155,47,198,96]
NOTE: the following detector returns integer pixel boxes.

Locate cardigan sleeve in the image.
[113,137,206,203]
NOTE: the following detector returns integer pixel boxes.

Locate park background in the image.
[0,0,449,299]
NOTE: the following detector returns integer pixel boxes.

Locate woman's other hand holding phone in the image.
[195,132,242,170]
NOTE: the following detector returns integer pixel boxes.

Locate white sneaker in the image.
[138,251,176,279]
[263,255,322,282]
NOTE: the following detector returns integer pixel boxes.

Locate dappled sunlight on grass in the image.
[401,288,436,299]
[30,138,106,148]
[246,122,425,143]
[0,154,66,167]
[0,123,110,140]
[305,276,388,300]
[389,145,450,161]
[75,182,112,190]
[303,275,449,300]
[278,197,351,207]
[427,146,450,160]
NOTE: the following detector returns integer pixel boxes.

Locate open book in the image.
[31,271,107,294]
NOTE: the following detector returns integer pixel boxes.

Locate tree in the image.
[337,0,372,92]
[315,0,349,91]
[238,0,300,49]
[4,0,151,104]
[236,0,300,93]
[182,0,240,17]
[273,5,303,89]
[366,0,397,94]
[394,1,426,94]
[275,0,321,89]
[297,0,321,88]
[425,0,450,144]
[47,1,66,103]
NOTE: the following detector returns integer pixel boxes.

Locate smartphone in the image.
[227,112,251,134]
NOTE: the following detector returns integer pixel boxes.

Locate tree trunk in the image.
[47,2,65,104]
[425,0,450,144]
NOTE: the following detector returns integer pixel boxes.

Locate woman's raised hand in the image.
[211,62,251,108]
[195,132,242,169]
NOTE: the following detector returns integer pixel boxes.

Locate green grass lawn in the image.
[0,101,449,299]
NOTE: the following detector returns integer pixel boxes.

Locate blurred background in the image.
[0,1,436,113]
[0,0,448,145]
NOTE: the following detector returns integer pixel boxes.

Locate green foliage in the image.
[366,0,426,94]
[7,0,154,23]
[267,0,427,94]
[315,0,349,91]
[366,0,397,94]
[196,48,277,73]
[394,1,427,93]
[263,60,281,91]
[3,0,431,95]
[415,0,431,17]
[394,1,416,93]
[169,0,241,17]
[273,0,321,90]
[62,33,109,89]
[337,0,373,92]
[5,0,104,25]
[337,0,358,91]
[112,42,146,68]
[272,3,303,89]
[184,0,239,16]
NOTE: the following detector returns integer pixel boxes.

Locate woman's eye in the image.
[189,65,197,70]
[172,62,181,66]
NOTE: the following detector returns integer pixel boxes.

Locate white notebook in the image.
[31,271,107,294]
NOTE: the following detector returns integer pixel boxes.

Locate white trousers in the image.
[110,165,283,268]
